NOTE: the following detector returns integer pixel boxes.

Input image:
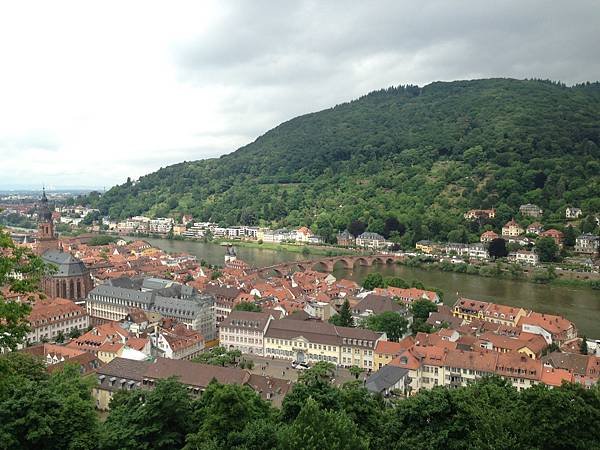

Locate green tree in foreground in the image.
[279,398,368,450]
[101,377,193,450]
[233,302,262,313]
[185,382,276,449]
[0,354,99,450]
[0,227,46,351]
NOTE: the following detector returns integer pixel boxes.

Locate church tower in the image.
[35,188,58,254]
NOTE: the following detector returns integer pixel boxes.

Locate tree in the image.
[329,298,353,327]
[384,276,409,288]
[348,220,366,238]
[349,365,363,379]
[279,398,368,450]
[564,225,577,247]
[383,217,405,239]
[299,361,336,385]
[185,382,276,449]
[0,227,46,351]
[580,336,588,355]
[488,237,508,259]
[233,302,262,313]
[518,383,600,450]
[581,215,598,233]
[0,357,99,450]
[192,347,241,367]
[362,312,409,342]
[409,300,438,335]
[447,227,469,243]
[55,331,65,344]
[362,273,384,290]
[101,377,192,450]
[88,234,117,246]
[411,300,438,320]
[68,327,81,339]
[536,237,560,262]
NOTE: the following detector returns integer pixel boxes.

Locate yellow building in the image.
[172,224,187,236]
[452,298,488,322]
[373,338,415,370]
[415,240,435,254]
[264,319,385,370]
[482,303,527,327]
[453,298,528,328]
[502,219,524,237]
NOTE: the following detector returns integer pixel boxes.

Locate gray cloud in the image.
[1,0,599,188]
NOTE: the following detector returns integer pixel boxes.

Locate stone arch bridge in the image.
[254,254,404,278]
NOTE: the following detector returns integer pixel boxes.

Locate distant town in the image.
[1,189,598,414]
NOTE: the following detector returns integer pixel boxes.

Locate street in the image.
[239,354,368,386]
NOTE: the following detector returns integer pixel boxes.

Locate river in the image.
[140,237,600,338]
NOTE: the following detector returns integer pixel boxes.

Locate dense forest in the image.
[85,78,600,244]
[1,353,599,450]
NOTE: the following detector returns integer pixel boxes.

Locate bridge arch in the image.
[332,258,353,270]
[353,257,371,267]
[311,260,333,272]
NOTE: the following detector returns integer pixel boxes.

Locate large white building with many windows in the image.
[263,318,386,370]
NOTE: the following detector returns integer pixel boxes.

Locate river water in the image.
[140,237,600,337]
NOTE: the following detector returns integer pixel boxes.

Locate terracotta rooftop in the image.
[143,358,250,387]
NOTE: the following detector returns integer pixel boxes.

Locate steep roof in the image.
[365,365,409,393]
[41,250,89,277]
[221,310,272,330]
[266,318,383,348]
[143,358,250,387]
[353,294,406,315]
[97,357,151,380]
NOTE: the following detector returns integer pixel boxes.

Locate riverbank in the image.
[212,239,356,257]
[398,257,600,291]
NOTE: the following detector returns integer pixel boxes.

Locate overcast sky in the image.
[1,1,599,190]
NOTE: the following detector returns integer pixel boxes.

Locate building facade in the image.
[219,311,273,356]
[263,319,386,370]
[575,234,599,254]
[86,278,216,340]
[26,298,89,344]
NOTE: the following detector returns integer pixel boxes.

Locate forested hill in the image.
[87,78,600,244]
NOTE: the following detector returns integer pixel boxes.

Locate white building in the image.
[219,311,273,356]
[512,250,539,266]
[565,207,583,219]
[26,298,90,344]
[356,232,388,249]
[149,217,174,234]
[468,243,490,260]
[150,325,204,360]
[575,234,599,254]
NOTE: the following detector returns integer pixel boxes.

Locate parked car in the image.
[292,361,310,370]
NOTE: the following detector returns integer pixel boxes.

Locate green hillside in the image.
[87,78,600,244]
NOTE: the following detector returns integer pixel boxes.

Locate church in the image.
[35,189,93,302]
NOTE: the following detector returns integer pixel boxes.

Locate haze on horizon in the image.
[1,0,599,190]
